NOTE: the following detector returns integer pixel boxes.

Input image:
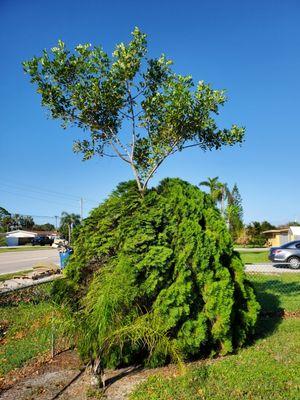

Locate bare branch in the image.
[110,140,131,164]
[142,141,179,191]
[126,82,137,161]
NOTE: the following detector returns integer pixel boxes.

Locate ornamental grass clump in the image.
[54,178,260,369]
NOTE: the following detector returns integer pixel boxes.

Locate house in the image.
[5,230,37,246]
[4,230,58,246]
[263,226,300,247]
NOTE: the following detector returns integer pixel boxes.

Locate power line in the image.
[0,188,78,208]
[0,179,99,205]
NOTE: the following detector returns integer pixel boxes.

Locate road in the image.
[0,249,60,275]
[245,263,300,274]
[0,249,299,276]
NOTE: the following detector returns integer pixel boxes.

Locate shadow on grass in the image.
[249,276,300,341]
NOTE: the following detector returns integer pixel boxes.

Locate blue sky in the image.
[0,0,300,225]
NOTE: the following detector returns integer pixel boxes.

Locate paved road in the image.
[235,248,269,252]
[0,249,60,275]
[245,263,300,274]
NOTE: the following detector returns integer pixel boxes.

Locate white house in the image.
[5,230,37,246]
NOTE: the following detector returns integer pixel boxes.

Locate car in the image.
[269,240,300,269]
[31,236,54,246]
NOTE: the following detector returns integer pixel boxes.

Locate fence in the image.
[246,262,300,314]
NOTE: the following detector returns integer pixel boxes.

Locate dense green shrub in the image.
[54,178,259,368]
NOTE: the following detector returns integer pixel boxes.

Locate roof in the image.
[289,226,300,235]
[6,230,37,238]
[262,229,289,234]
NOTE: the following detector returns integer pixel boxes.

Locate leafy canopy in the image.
[23,28,245,194]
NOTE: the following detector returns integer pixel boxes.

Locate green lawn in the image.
[0,282,64,376]
[131,273,300,400]
[131,318,300,400]
[239,251,269,264]
[248,273,300,312]
[0,246,53,254]
[1,272,300,400]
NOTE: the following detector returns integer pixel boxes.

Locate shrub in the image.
[0,236,6,246]
[54,178,259,368]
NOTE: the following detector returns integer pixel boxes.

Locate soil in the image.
[0,350,178,400]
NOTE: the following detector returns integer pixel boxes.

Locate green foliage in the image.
[246,221,275,247]
[55,179,259,369]
[0,206,12,232]
[226,184,243,240]
[130,319,300,400]
[199,179,244,241]
[23,28,245,193]
[59,211,81,241]
[33,223,56,231]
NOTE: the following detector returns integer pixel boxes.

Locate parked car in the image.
[31,236,54,246]
[269,240,300,269]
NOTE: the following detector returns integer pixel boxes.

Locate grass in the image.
[248,273,300,312]
[239,251,269,264]
[1,270,300,400]
[130,318,300,400]
[131,273,300,400]
[0,246,53,253]
[0,282,63,376]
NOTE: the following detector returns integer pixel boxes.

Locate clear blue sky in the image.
[1,0,299,225]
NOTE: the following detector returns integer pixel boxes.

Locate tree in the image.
[19,215,35,230]
[246,221,276,247]
[52,179,259,375]
[226,183,243,240]
[23,28,245,196]
[0,207,11,232]
[33,223,56,231]
[59,212,81,243]
[199,177,224,204]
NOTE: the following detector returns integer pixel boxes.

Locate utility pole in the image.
[80,198,83,221]
[55,215,58,230]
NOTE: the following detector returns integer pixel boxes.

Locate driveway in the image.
[0,249,60,275]
[245,263,300,274]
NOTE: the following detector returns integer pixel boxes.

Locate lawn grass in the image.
[0,282,64,376]
[131,273,300,400]
[0,246,53,253]
[239,251,269,264]
[248,273,300,312]
[130,318,300,400]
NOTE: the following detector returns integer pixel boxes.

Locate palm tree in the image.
[199,177,230,216]
[60,212,81,244]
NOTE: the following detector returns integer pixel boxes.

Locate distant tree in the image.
[33,223,56,231]
[18,215,35,230]
[279,221,300,227]
[246,221,276,247]
[199,177,225,206]
[0,207,12,232]
[59,212,81,243]
[23,28,245,196]
[226,184,243,241]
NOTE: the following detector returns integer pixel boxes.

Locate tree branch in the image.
[142,141,179,191]
[126,82,137,161]
[110,140,131,164]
